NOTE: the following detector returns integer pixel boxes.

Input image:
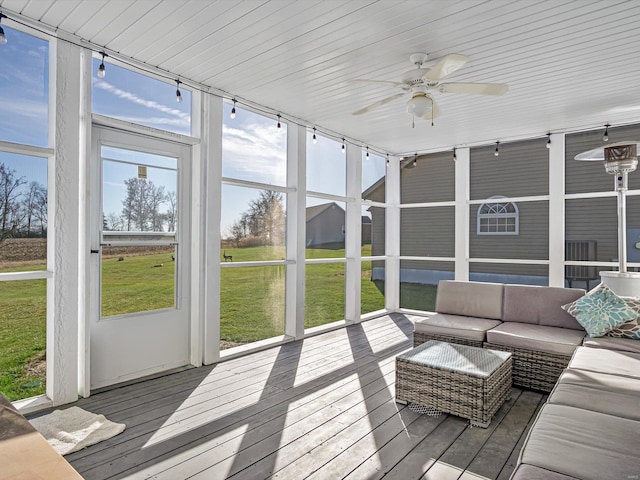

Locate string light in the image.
[366,146,370,159]
[453,147,457,161]
[386,154,389,165]
[0,12,7,45]
[230,98,236,119]
[494,141,500,157]
[277,114,281,129]
[312,127,317,144]
[97,51,107,78]
[341,138,345,152]
[413,153,418,167]
[546,133,551,149]
[175,80,183,103]
[603,123,610,141]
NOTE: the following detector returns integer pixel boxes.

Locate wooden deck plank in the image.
[58,315,546,480]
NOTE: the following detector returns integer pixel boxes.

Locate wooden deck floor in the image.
[61,314,545,479]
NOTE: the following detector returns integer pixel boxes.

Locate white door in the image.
[89,126,191,389]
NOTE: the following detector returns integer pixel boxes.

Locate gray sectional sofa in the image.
[412,280,640,480]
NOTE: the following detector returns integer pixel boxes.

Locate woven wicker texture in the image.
[399,340,511,378]
[413,331,483,348]
[483,342,571,392]
[396,341,512,427]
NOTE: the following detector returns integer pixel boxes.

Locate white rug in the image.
[29,406,126,455]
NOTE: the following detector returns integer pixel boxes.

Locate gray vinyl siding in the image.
[470,201,548,260]
[306,206,345,246]
[470,263,549,278]
[401,259,454,272]
[566,124,640,194]
[400,207,454,257]
[566,195,640,263]
[401,152,455,203]
[370,207,386,256]
[470,138,549,199]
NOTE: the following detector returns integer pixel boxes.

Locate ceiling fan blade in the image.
[351,78,406,88]
[423,53,469,81]
[421,96,441,119]
[352,93,405,115]
[440,82,508,95]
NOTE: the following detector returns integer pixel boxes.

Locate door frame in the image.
[86,124,194,391]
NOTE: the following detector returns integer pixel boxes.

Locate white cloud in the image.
[94,80,189,127]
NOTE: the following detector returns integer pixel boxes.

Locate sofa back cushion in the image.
[436,280,504,320]
[502,284,586,330]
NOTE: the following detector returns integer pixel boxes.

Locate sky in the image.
[0,25,385,236]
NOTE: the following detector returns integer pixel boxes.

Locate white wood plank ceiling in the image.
[2,0,640,155]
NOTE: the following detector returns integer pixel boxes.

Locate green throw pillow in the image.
[562,283,639,337]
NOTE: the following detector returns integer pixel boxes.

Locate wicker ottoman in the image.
[395,340,512,427]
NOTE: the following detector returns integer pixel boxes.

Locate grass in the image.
[0,245,435,401]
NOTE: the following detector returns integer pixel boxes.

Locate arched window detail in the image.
[477,196,519,235]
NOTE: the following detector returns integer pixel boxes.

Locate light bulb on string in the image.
[603,123,610,142]
[413,153,418,167]
[366,146,370,159]
[494,141,500,157]
[312,127,317,144]
[277,114,281,129]
[341,138,345,153]
[175,80,183,103]
[230,99,236,119]
[546,133,551,149]
[386,154,390,165]
[0,13,7,45]
[97,52,107,78]
[453,148,457,161]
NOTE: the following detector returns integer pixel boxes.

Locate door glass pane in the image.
[102,149,177,233]
[0,153,48,273]
[101,246,176,317]
[101,146,179,317]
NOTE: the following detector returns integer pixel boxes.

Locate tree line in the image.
[227,190,285,247]
[104,177,177,232]
[0,163,47,244]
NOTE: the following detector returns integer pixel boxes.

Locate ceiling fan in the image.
[352,52,508,121]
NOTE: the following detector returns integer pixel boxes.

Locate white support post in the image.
[49,39,82,405]
[345,144,362,322]
[202,94,223,364]
[455,147,470,281]
[286,124,306,339]
[77,47,92,398]
[385,156,400,310]
[189,89,204,367]
[549,133,566,287]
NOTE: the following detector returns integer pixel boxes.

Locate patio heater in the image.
[575,142,640,296]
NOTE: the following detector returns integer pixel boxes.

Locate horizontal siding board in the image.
[470,138,549,199]
[400,207,455,257]
[401,152,455,203]
[470,263,548,278]
[400,259,454,272]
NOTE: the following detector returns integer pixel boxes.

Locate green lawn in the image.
[0,245,435,401]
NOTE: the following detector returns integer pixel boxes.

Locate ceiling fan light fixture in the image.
[406,94,431,118]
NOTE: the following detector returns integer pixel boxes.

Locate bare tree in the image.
[121,178,168,231]
[104,212,124,231]
[165,190,177,232]
[0,163,27,243]
[244,190,285,246]
[228,219,247,248]
[22,181,46,236]
[33,185,47,237]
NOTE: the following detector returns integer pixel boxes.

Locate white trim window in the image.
[477,196,519,235]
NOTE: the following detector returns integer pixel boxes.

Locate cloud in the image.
[94,80,189,127]
[222,122,287,185]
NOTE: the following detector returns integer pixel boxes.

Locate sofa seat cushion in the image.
[486,322,584,356]
[583,335,640,354]
[549,370,640,421]
[435,280,504,320]
[502,284,585,329]
[510,464,579,480]
[567,345,640,379]
[413,313,502,342]
[520,404,640,480]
